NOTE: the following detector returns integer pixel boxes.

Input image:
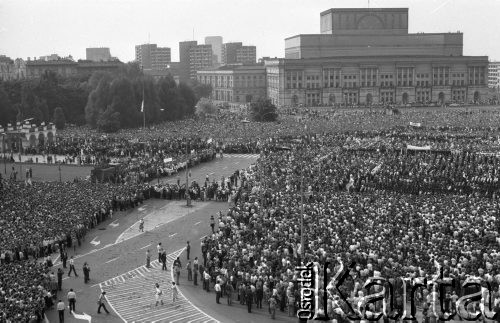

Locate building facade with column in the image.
[489,61,500,89]
[197,65,266,103]
[266,7,489,107]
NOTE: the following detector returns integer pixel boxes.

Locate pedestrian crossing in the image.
[100,248,219,323]
[224,154,259,159]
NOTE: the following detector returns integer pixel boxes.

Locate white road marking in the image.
[63,277,70,280]
[105,257,119,264]
[194,221,201,226]
[90,237,100,246]
[140,244,151,250]
[109,220,119,228]
[138,206,147,211]
[169,233,177,238]
[199,235,206,240]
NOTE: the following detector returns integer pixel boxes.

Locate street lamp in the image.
[185,140,191,207]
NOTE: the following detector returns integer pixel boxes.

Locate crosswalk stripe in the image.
[224,154,259,159]
[99,248,218,323]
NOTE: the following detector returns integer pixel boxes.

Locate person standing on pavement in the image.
[269,295,277,319]
[161,250,167,271]
[57,299,65,323]
[193,257,199,285]
[187,260,192,281]
[157,242,163,262]
[57,268,64,291]
[139,219,144,232]
[67,289,76,312]
[68,256,78,277]
[146,250,151,268]
[204,269,211,292]
[186,241,190,260]
[61,250,68,269]
[83,262,90,283]
[226,281,233,305]
[209,215,215,234]
[246,284,253,313]
[97,291,110,314]
[215,280,222,304]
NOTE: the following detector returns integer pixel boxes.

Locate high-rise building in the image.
[135,44,171,70]
[179,41,213,82]
[222,42,256,65]
[488,61,500,89]
[236,46,256,64]
[179,41,198,82]
[205,36,223,64]
[265,7,489,107]
[86,48,112,62]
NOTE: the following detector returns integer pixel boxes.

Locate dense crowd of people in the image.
[4,106,500,321]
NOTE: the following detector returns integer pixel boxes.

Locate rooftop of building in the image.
[198,64,265,72]
[285,32,463,41]
[263,54,488,64]
[320,7,408,16]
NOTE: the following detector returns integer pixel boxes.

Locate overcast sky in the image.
[0,0,499,62]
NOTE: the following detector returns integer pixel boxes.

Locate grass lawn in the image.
[1,162,93,182]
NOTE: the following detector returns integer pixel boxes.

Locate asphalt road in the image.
[43,154,297,323]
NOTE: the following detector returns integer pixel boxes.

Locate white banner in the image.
[207,138,213,144]
[163,157,173,163]
[407,144,431,151]
[409,122,422,127]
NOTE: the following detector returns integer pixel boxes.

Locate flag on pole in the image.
[140,100,144,113]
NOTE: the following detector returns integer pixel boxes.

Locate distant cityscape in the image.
[1,7,499,108]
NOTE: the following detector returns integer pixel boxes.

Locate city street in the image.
[43,154,293,323]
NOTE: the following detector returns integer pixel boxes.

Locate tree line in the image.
[0,62,212,132]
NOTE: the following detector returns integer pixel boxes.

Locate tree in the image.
[158,76,182,121]
[195,98,217,119]
[178,82,197,117]
[0,84,16,126]
[53,107,66,129]
[108,77,138,127]
[97,106,121,133]
[188,79,212,100]
[85,76,111,128]
[249,99,278,122]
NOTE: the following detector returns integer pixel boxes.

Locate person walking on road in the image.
[68,256,78,277]
[139,219,144,232]
[246,285,253,313]
[67,289,76,312]
[83,262,90,283]
[97,291,110,314]
[61,250,68,269]
[57,299,65,323]
[172,282,178,304]
[155,283,164,306]
[146,250,151,268]
[186,241,190,260]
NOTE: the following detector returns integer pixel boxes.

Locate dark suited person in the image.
[57,268,64,291]
[193,258,199,285]
[246,285,253,313]
[161,251,167,271]
[83,262,90,283]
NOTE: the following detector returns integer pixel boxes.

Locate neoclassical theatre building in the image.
[265,8,489,107]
